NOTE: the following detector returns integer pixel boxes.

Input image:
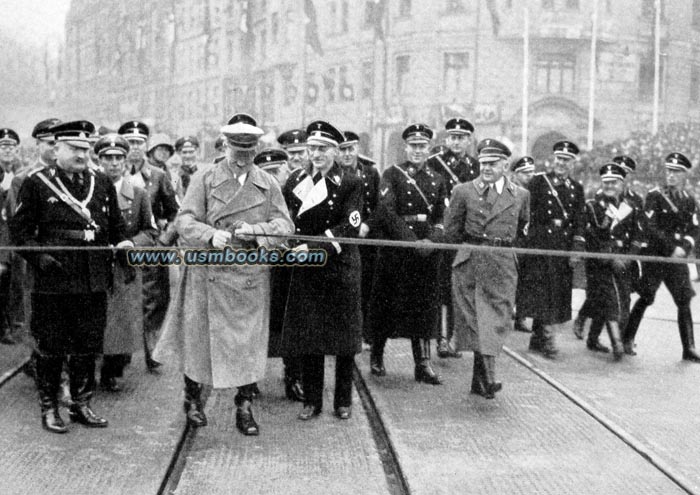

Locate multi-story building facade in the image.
[58,0,700,165]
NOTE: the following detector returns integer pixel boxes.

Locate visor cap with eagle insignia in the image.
[339,130,359,149]
[0,128,20,146]
[512,155,535,173]
[477,138,511,163]
[445,118,474,135]
[50,120,95,149]
[277,129,308,151]
[665,152,692,171]
[306,120,345,147]
[175,135,200,152]
[402,123,433,144]
[221,113,264,149]
[118,120,150,142]
[599,163,627,181]
[94,134,130,157]
[254,148,289,171]
[32,118,61,141]
[612,155,637,172]
[553,140,579,159]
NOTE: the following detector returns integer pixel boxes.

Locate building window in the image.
[638,56,664,100]
[693,0,700,29]
[542,0,554,10]
[341,1,349,32]
[444,52,469,94]
[399,0,412,17]
[535,55,576,94]
[691,65,700,103]
[396,55,410,94]
[362,60,374,99]
[566,0,579,9]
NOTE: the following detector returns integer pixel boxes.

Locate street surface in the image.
[0,281,699,495]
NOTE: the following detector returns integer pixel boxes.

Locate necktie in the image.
[313,172,322,184]
[486,184,498,206]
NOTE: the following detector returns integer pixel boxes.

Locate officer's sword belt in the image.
[542,174,569,220]
[433,154,460,185]
[35,172,98,229]
[658,190,679,214]
[392,164,433,213]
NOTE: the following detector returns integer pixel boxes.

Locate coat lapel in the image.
[485,179,516,223]
[297,175,328,216]
[210,164,267,223]
[118,179,135,211]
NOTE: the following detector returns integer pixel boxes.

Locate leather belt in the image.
[403,214,428,222]
[464,234,513,247]
[42,227,99,242]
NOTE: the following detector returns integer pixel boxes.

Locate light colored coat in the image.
[153,162,293,388]
[445,177,530,356]
[104,179,158,355]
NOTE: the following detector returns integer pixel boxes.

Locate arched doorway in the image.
[531,131,568,164]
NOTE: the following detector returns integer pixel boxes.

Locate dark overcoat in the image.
[281,162,363,357]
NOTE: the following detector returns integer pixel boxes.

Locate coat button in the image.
[246,280,252,287]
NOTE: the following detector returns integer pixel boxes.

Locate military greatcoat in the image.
[446,177,530,355]
[281,162,364,357]
[154,162,293,388]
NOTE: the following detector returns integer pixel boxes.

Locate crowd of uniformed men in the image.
[0,110,698,437]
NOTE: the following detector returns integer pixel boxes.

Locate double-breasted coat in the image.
[281,162,364,357]
[104,178,158,355]
[518,172,586,324]
[9,166,127,355]
[153,162,293,388]
[366,161,447,340]
[446,177,530,355]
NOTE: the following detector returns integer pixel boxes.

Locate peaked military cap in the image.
[32,118,61,140]
[445,118,474,135]
[512,155,535,173]
[599,163,626,181]
[277,129,308,151]
[612,155,637,172]
[50,120,95,149]
[306,120,344,147]
[0,128,20,146]
[148,133,174,155]
[665,152,692,171]
[340,130,359,148]
[402,123,433,144]
[553,140,579,159]
[175,135,200,152]
[477,138,511,162]
[254,148,289,170]
[118,120,150,141]
[94,134,130,156]
[221,114,264,149]
[227,113,257,127]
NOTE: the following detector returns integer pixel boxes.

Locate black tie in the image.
[313,172,322,184]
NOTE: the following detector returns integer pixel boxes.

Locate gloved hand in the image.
[37,254,64,275]
[416,238,435,257]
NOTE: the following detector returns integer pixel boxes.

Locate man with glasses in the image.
[118,121,179,371]
[367,123,447,385]
[518,141,586,359]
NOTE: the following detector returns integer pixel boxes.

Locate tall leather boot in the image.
[540,324,559,359]
[68,354,108,428]
[283,357,304,402]
[481,355,502,399]
[184,375,207,427]
[529,319,543,351]
[623,298,649,355]
[470,353,486,396]
[370,335,387,376]
[36,355,67,434]
[605,321,624,361]
[586,319,610,353]
[235,385,259,436]
[438,305,462,358]
[678,305,700,362]
[572,313,586,340]
[412,338,442,385]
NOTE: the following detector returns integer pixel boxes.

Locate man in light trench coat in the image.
[445,139,530,399]
[153,114,294,436]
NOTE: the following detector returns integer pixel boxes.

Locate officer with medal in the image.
[118,120,179,372]
[277,129,309,171]
[446,138,530,399]
[10,120,134,433]
[510,156,536,333]
[623,152,700,362]
[581,163,644,360]
[518,141,586,359]
[281,120,364,421]
[338,130,380,345]
[427,118,480,359]
[367,123,447,385]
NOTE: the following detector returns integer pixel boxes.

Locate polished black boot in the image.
[572,314,586,340]
[623,298,648,356]
[370,336,387,376]
[36,355,67,434]
[481,355,502,399]
[606,321,624,361]
[68,355,108,428]
[678,306,700,362]
[100,354,129,392]
[528,320,543,351]
[184,375,207,427]
[235,385,259,435]
[283,357,305,402]
[412,339,442,385]
[540,324,559,359]
[586,319,610,353]
[470,353,486,396]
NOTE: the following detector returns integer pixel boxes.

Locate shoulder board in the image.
[649,186,660,192]
[534,171,546,176]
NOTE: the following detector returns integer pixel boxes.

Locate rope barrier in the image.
[1,232,699,266]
